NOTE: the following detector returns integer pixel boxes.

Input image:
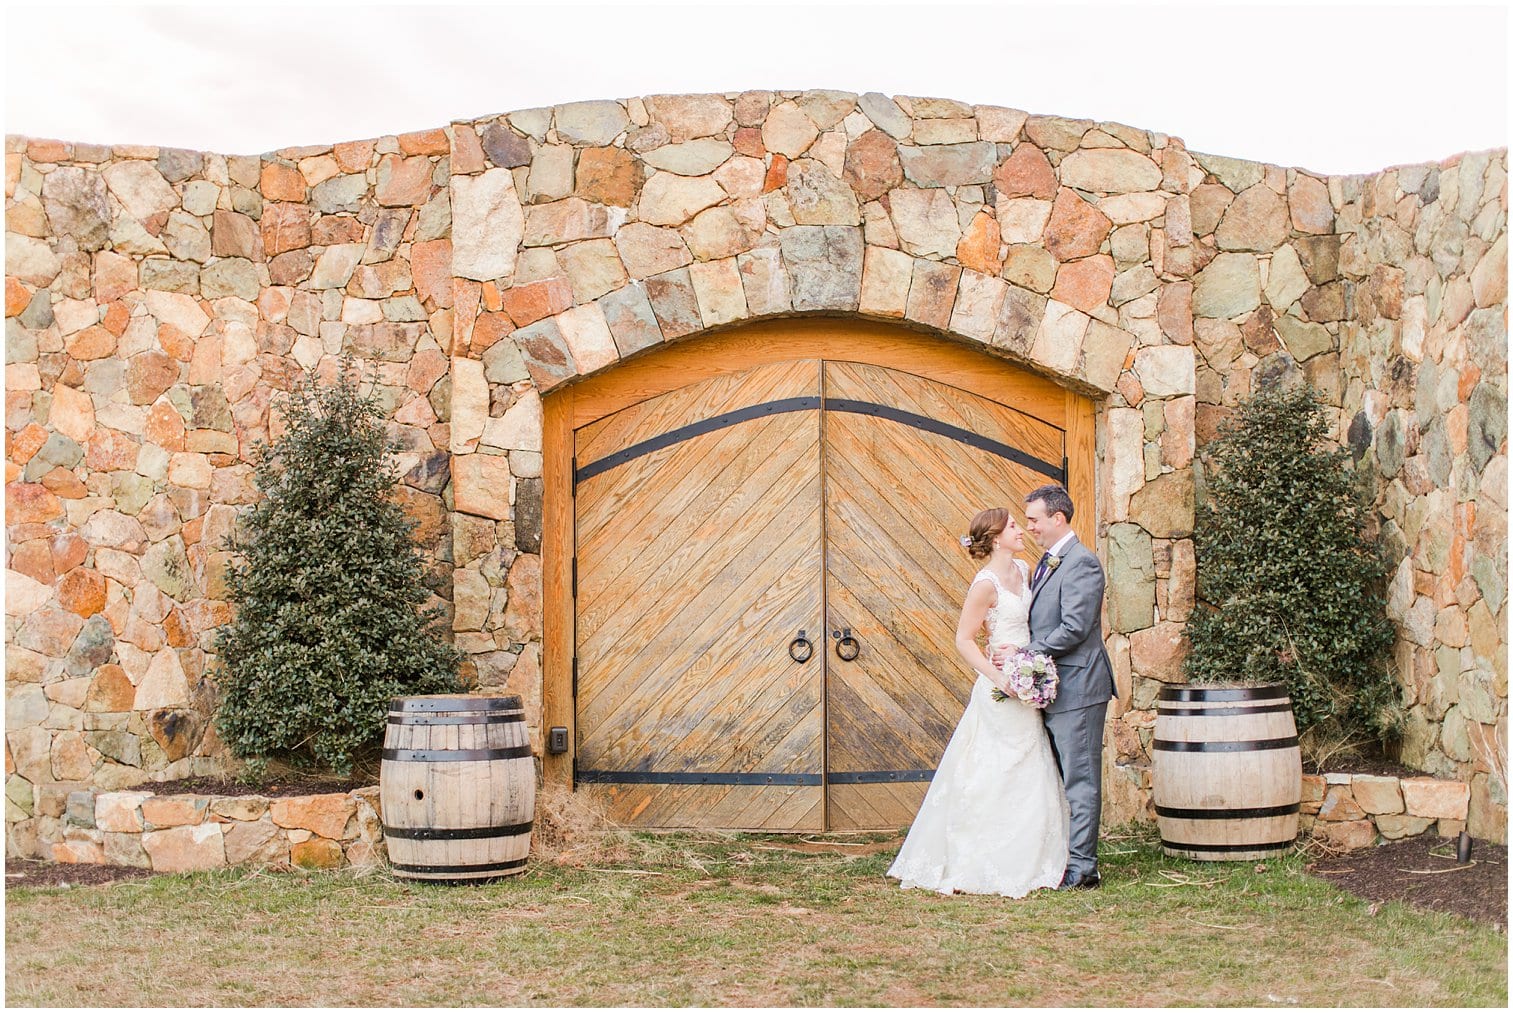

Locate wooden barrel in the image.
[380,694,535,883]
[1153,684,1302,862]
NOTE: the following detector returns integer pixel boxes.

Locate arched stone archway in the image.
[535,317,1098,826]
[444,93,1201,825]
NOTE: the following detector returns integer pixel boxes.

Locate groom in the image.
[1020,483,1115,890]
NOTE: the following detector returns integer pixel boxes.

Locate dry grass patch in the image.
[6,824,1506,1007]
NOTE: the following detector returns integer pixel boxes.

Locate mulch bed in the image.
[141,774,372,798]
[1302,753,1427,779]
[5,858,155,890]
[1308,834,1507,929]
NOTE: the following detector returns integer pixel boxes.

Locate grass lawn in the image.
[5,824,1506,1007]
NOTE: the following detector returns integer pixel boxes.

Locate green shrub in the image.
[1185,383,1400,742]
[214,360,460,775]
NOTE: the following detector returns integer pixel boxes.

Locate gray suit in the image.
[1025,535,1115,879]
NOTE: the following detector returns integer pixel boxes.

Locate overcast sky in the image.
[4,1,1507,175]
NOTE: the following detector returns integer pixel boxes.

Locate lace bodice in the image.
[974,562,1032,651]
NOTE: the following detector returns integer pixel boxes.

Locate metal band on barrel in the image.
[381,746,534,762]
[387,713,525,726]
[1160,838,1295,854]
[1154,803,1301,820]
[388,858,528,874]
[1155,702,1297,718]
[1157,685,1291,703]
[391,696,523,713]
[382,820,533,841]
[1152,737,1299,752]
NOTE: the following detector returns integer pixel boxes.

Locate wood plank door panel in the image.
[821,360,1068,830]
[571,347,1079,832]
[574,359,825,830]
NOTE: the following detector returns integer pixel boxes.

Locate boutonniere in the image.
[1046,555,1063,573]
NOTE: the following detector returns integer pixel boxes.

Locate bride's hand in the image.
[979,669,1010,694]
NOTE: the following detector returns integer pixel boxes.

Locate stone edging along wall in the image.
[5,91,1508,860]
[37,769,1473,874]
[47,786,383,871]
[1302,772,1471,851]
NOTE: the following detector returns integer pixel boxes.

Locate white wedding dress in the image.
[887,562,1071,897]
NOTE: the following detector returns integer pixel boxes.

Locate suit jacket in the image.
[1025,535,1116,714]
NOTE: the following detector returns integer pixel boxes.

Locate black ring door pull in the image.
[788,630,814,664]
[832,628,860,662]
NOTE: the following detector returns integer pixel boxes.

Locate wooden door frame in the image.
[541,318,1097,787]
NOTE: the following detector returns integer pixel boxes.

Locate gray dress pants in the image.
[1042,701,1108,877]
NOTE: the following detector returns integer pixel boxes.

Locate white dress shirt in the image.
[1046,531,1077,559]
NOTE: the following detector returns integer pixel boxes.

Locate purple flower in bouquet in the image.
[989,647,1059,708]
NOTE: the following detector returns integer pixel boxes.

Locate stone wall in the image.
[1188,147,1508,843]
[1332,154,1508,842]
[5,92,1506,859]
[49,785,384,871]
[5,131,456,857]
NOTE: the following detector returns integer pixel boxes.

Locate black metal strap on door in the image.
[574,396,821,486]
[574,774,932,792]
[574,769,937,785]
[828,770,935,784]
[574,396,1066,485]
[824,399,1065,482]
[574,770,822,786]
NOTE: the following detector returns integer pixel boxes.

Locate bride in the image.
[887,507,1070,897]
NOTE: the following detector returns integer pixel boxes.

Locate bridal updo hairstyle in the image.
[963,507,1010,560]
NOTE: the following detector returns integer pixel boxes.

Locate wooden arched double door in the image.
[542,321,1093,831]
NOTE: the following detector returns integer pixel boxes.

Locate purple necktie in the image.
[1031,551,1053,589]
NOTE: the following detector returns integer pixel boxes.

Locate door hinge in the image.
[572,655,579,699]
[571,556,578,598]
[571,455,578,493]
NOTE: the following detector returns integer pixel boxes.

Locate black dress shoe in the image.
[1057,870,1101,890]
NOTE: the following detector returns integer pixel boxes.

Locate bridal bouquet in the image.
[990,648,1059,708]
